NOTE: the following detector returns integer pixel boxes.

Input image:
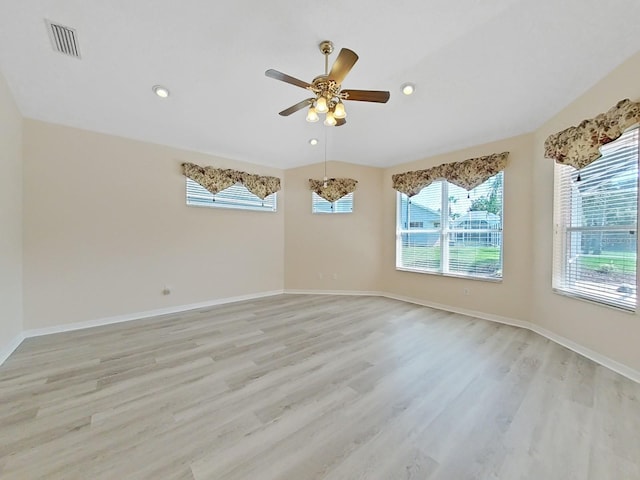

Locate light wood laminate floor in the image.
[1,294,639,479]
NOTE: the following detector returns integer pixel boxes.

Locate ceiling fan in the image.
[265,40,390,127]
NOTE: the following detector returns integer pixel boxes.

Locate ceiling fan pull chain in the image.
[323,128,328,187]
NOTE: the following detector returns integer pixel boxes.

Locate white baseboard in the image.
[4,288,639,384]
[284,289,383,296]
[0,332,26,366]
[381,292,532,330]
[287,289,640,384]
[528,324,640,384]
[382,292,640,384]
[0,290,283,367]
[21,290,284,340]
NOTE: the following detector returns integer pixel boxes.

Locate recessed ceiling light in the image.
[152,85,170,98]
[309,138,318,146]
[401,83,415,96]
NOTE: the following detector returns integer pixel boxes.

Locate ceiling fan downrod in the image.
[319,40,334,76]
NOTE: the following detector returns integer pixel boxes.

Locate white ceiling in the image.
[1,0,639,169]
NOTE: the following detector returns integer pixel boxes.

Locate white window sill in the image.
[396,266,503,283]
[552,287,636,314]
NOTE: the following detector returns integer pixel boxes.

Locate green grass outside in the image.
[401,246,501,275]
[402,246,500,263]
[576,252,636,273]
[402,246,636,274]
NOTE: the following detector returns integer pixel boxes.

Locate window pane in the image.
[399,182,442,230]
[398,182,442,272]
[448,243,503,277]
[569,135,638,229]
[312,192,353,213]
[448,173,503,224]
[448,172,503,278]
[563,230,636,310]
[186,178,276,212]
[400,233,441,270]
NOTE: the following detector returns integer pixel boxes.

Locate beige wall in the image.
[22,120,284,329]
[0,70,23,352]
[531,51,640,371]
[284,161,383,292]
[382,134,534,323]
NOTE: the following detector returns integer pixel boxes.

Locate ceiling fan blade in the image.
[342,89,390,103]
[265,69,312,89]
[279,98,314,116]
[328,48,358,85]
[335,118,347,127]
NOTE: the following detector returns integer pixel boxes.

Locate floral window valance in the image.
[392,152,509,197]
[182,162,281,200]
[544,98,640,170]
[309,178,358,203]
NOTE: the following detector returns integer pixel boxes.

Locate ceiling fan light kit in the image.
[324,110,337,126]
[315,95,329,114]
[306,107,319,122]
[266,40,390,127]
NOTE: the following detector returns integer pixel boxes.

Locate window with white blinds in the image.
[312,192,353,213]
[396,172,503,279]
[186,178,277,212]
[553,127,638,311]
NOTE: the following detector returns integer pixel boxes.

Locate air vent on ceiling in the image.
[46,20,81,58]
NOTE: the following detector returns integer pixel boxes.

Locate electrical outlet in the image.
[332,273,338,280]
[318,272,323,279]
[463,288,470,296]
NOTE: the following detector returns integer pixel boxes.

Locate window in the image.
[396,172,503,279]
[553,127,638,311]
[186,178,277,212]
[312,192,353,213]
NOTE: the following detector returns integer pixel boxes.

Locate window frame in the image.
[552,127,638,312]
[185,178,277,212]
[395,172,504,281]
[312,192,354,214]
